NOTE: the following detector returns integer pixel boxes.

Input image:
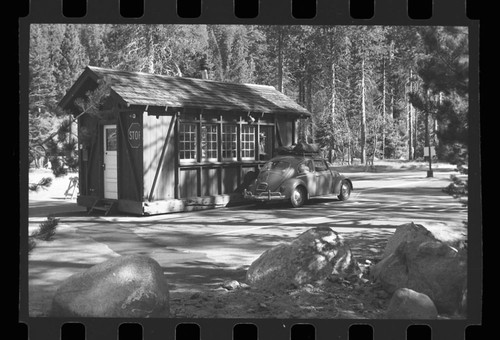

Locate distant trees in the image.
[28,24,469,173]
[409,26,469,166]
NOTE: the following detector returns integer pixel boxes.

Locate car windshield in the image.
[261,160,291,171]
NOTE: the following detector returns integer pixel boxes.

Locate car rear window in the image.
[313,159,328,171]
[262,160,290,171]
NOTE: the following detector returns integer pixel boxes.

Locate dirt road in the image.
[26,166,467,317]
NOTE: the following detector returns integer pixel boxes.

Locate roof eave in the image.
[58,67,98,110]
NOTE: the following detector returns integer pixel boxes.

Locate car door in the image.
[313,159,334,196]
[296,159,316,196]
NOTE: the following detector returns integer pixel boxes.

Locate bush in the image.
[29,177,53,192]
[28,237,37,253]
[31,217,59,241]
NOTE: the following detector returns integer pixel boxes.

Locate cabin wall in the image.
[78,113,102,198]
[277,119,295,147]
[143,113,176,201]
[117,111,143,201]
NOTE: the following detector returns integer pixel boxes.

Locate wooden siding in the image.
[179,169,198,198]
[78,114,103,198]
[117,111,143,201]
[143,113,176,201]
[277,120,294,147]
[201,168,219,196]
[221,167,239,194]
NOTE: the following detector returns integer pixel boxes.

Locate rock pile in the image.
[371,222,467,315]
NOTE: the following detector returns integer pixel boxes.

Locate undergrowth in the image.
[28,216,60,253]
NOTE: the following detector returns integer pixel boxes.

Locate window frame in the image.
[179,122,198,162]
[222,124,238,161]
[241,124,256,160]
[201,123,218,161]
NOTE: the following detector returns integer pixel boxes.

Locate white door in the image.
[103,125,118,199]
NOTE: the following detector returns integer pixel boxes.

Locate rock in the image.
[385,288,438,319]
[51,255,169,317]
[371,223,467,314]
[246,227,360,290]
[382,222,436,258]
[222,280,240,290]
[190,292,201,299]
[239,283,250,290]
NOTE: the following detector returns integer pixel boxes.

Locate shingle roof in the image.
[84,66,310,117]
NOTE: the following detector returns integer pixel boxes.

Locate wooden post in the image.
[197,166,202,197]
[256,118,260,161]
[218,114,223,195]
[197,111,203,163]
[174,111,181,199]
[237,115,242,161]
[218,114,223,162]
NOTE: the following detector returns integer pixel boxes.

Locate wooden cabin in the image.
[59,66,311,215]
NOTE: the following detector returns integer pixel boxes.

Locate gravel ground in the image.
[26,165,466,319]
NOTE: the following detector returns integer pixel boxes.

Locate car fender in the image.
[333,175,353,194]
[280,178,309,199]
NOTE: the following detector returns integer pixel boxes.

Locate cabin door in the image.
[103,125,118,199]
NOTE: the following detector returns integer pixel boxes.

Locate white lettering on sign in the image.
[129,130,141,140]
[127,122,141,148]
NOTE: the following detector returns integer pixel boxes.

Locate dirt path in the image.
[26,165,467,318]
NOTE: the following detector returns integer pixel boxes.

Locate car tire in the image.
[291,186,307,208]
[338,181,351,201]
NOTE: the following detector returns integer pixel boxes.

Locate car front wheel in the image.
[338,181,351,201]
[291,186,307,208]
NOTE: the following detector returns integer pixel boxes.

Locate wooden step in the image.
[88,199,117,216]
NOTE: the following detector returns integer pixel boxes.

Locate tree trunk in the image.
[414,107,418,159]
[146,26,155,74]
[361,57,367,164]
[307,77,314,144]
[408,69,413,160]
[331,62,336,154]
[331,63,336,120]
[382,58,386,159]
[277,28,284,92]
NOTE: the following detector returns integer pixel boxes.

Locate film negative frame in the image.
[17,1,481,339]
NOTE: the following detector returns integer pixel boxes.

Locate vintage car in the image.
[243,155,353,207]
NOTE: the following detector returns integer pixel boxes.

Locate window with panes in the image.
[201,124,218,161]
[179,123,197,161]
[222,125,238,160]
[241,125,256,160]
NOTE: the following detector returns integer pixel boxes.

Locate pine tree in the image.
[410,26,468,165]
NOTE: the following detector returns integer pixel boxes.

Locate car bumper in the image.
[243,189,287,202]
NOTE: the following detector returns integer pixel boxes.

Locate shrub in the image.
[29,177,53,192]
[28,237,37,253]
[442,175,468,199]
[31,217,59,241]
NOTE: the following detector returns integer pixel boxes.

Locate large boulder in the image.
[246,227,360,290]
[382,222,436,258]
[385,288,438,319]
[51,255,169,317]
[371,223,466,314]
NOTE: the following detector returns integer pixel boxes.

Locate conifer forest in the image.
[28,24,469,175]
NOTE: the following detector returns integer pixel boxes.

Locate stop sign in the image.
[127,122,141,148]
